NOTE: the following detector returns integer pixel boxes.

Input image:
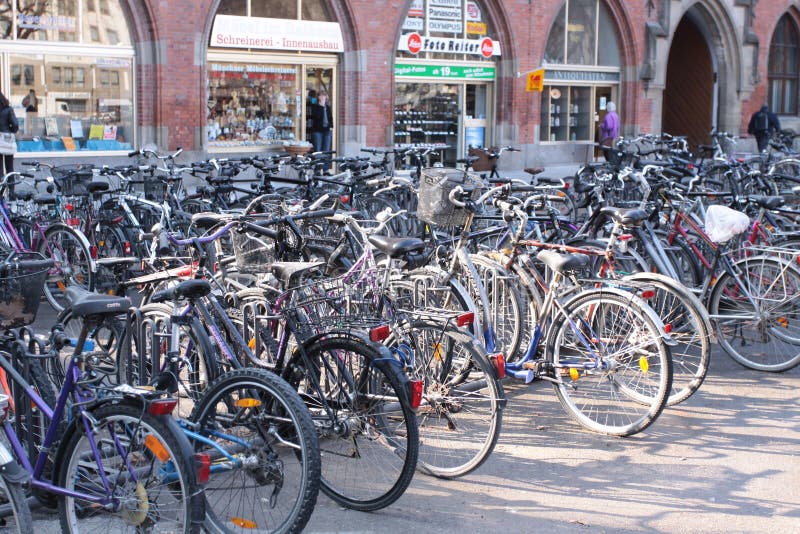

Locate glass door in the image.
[304,66,333,143]
[464,83,489,154]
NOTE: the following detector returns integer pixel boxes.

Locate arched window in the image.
[540,0,621,143]
[769,14,799,115]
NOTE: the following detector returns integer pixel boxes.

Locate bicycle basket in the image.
[231,229,276,275]
[0,251,52,329]
[51,164,94,196]
[416,168,484,227]
[468,146,495,172]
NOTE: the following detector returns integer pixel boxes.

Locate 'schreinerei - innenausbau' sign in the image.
[211,15,344,53]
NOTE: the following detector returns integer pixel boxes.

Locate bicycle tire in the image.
[57,402,203,533]
[546,288,673,436]
[285,336,418,511]
[190,368,321,534]
[401,320,503,478]
[708,255,800,371]
[469,253,525,358]
[0,466,33,533]
[38,223,95,312]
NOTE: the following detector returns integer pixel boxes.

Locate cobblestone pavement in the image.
[25,312,800,533]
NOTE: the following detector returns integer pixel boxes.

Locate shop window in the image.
[302,0,331,22]
[11,54,134,152]
[218,0,334,21]
[253,1,297,20]
[544,0,620,66]
[769,14,799,116]
[216,0,247,16]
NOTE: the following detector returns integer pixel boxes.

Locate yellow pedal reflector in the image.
[433,343,443,361]
[777,317,789,328]
[57,281,66,292]
[230,517,257,529]
[144,434,170,463]
[569,368,579,381]
[639,356,650,373]
[234,398,262,408]
[248,337,256,350]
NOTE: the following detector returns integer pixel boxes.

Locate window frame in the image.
[768,14,800,116]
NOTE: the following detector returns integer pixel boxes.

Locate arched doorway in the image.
[662,15,714,150]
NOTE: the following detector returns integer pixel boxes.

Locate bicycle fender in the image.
[46,222,98,274]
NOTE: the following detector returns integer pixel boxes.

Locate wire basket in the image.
[51,164,94,196]
[0,251,51,329]
[231,229,276,275]
[416,168,484,227]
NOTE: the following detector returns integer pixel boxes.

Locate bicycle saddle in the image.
[367,235,426,258]
[150,279,211,303]
[33,194,57,205]
[747,195,785,210]
[270,261,324,287]
[65,285,131,317]
[87,181,110,194]
[191,212,228,230]
[10,189,34,201]
[524,167,545,176]
[599,206,649,227]
[536,249,590,274]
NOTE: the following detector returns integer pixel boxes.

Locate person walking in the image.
[309,90,333,159]
[600,101,620,147]
[0,92,19,176]
[747,104,781,152]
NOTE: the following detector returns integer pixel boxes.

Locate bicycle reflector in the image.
[195,453,211,485]
[124,241,131,255]
[457,312,474,327]
[408,379,423,409]
[144,434,170,462]
[664,323,673,334]
[148,398,178,416]
[490,353,506,379]
[640,289,656,299]
[230,518,258,529]
[369,324,391,342]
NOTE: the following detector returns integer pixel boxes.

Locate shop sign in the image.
[467,22,486,35]
[211,15,344,53]
[403,17,424,31]
[398,34,501,57]
[395,63,496,80]
[96,58,132,68]
[428,6,462,20]
[545,69,620,83]
[525,68,545,92]
[466,2,482,21]
[408,0,424,17]
[430,0,461,6]
[17,13,76,32]
[429,20,463,33]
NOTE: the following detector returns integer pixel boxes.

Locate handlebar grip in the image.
[241,222,279,240]
[127,150,140,158]
[509,185,541,192]
[291,208,337,221]
[18,172,34,179]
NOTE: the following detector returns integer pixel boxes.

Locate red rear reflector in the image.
[640,290,656,299]
[688,163,694,170]
[148,398,178,416]
[490,353,506,379]
[90,245,98,259]
[112,215,124,224]
[195,453,211,484]
[664,323,673,334]
[408,380,423,409]
[369,324,391,342]
[618,234,634,241]
[340,195,350,204]
[65,203,74,212]
[456,312,474,327]
[564,182,570,189]
[124,241,131,255]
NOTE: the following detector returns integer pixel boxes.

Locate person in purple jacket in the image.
[600,101,620,147]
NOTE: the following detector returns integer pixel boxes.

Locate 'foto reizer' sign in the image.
[398,33,501,57]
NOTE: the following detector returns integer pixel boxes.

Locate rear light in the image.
[408,379,423,409]
[618,234,634,241]
[90,245,98,259]
[65,203,74,212]
[340,195,350,204]
[195,453,211,484]
[490,353,505,379]
[456,312,474,327]
[124,241,131,255]
[564,182,570,189]
[640,290,656,299]
[148,398,178,416]
[688,163,695,170]
[369,324,391,342]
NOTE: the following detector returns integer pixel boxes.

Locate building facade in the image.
[1,0,795,167]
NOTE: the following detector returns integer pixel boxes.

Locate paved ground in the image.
[23,308,800,533]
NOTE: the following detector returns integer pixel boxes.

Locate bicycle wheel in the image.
[287,336,418,511]
[191,368,320,534]
[708,255,800,371]
[403,320,503,478]
[469,253,525,358]
[546,288,673,436]
[0,463,33,533]
[623,272,712,405]
[38,223,94,312]
[57,402,203,533]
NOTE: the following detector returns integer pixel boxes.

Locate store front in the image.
[540,0,621,146]
[394,0,500,166]
[206,0,342,153]
[0,0,135,154]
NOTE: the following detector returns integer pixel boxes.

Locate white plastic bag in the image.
[704,205,750,244]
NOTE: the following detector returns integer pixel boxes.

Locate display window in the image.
[207,0,342,152]
[0,0,135,153]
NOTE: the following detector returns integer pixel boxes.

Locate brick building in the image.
[0,0,794,167]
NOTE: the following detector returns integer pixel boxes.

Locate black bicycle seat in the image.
[271,261,324,287]
[191,212,228,230]
[65,286,131,317]
[536,249,590,274]
[87,181,110,194]
[33,194,57,205]
[599,206,649,227]
[747,195,785,210]
[150,279,211,303]
[367,235,426,258]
